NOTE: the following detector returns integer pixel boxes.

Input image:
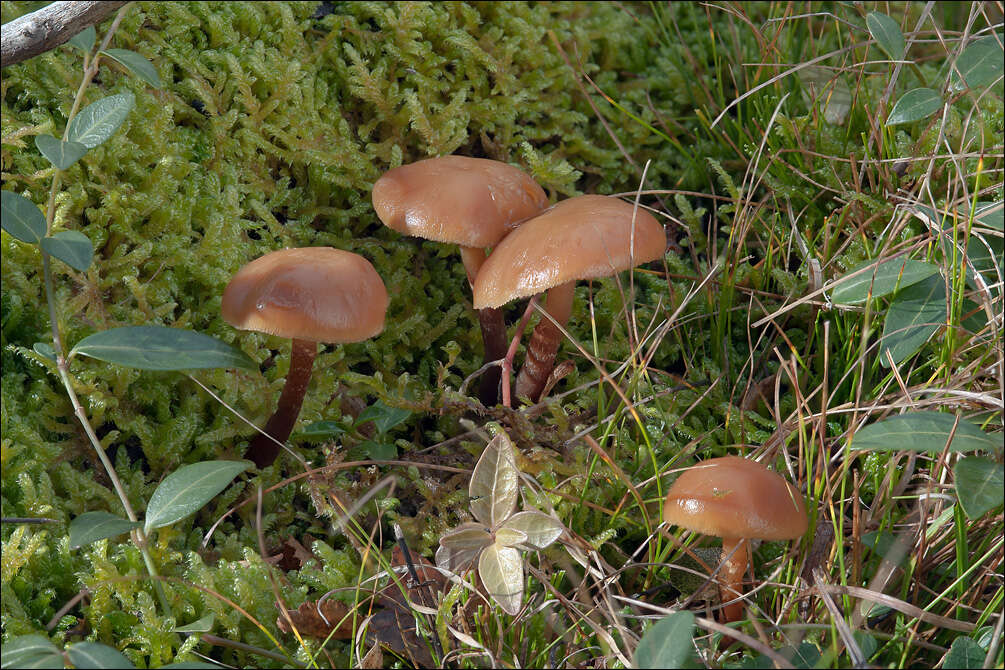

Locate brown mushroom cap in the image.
[371,155,548,247]
[472,195,666,309]
[663,456,808,541]
[221,247,388,343]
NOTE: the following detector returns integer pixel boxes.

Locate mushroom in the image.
[372,155,548,406]
[471,194,665,404]
[662,455,808,623]
[221,247,388,468]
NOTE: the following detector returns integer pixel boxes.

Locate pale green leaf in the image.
[867,12,905,61]
[949,36,1004,92]
[41,230,93,271]
[66,93,134,148]
[975,200,1003,231]
[69,511,140,549]
[851,412,997,454]
[493,526,527,547]
[101,48,162,87]
[33,342,56,361]
[499,511,563,549]
[68,26,95,53]
[144,460,249,532]
[66,642,135,669]
[436,522,493,573]
[470,433,519,526]
[0,635,63,669]
[880,274,946,366]
[478,543,523,615]
[632,611,696,669]
[71,326,256,371]
[830,258,939,304]
[1,190,46,244]
[174,614,215,633]
[954,457,1004,519]
[886,88,942,125]
[798,66,851,125]
[34,134,87,170]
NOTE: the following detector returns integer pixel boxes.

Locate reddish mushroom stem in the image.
[246,338,317,468]
[718,537,751,623]
[514,281,575,403]
[460,245,507,406]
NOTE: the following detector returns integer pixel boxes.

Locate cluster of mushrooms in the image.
[219,155,808,623]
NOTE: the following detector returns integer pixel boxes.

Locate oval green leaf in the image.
[296,420,345,442]
[101,48,162,88]
[66,92,134,149]
[478,543,523,615]
[66,642,135,669]
[949,36,1004,93]
[851,412,997,454]
[1,191,46,244]
[437,522,494,573]
[145,460,250,533]
[500,510,564,549]
[944,635,985,669]
[867,12,905,61]
[35,134,88,170]
[174,614,215,633]
[880,274,946,367]
[470,432,519,527]
[359,439,397,460]
[886,88,942,126]
[70,326,256,371]
[633,611,696,669]
[494,526,528,548]
[975,200,1004,231]
[33,342,57,361]
[355,401,411,434]
[41,230,93,271]
[69,511,140,549]
[0,635,63,669]
[68,26,95,53]
[954,456,1004,519]
[831,258,939,304]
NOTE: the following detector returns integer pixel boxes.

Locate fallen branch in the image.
[1,1,128,68]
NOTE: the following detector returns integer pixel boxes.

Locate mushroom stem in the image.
[246,338,318,468]
[501,297,539,408]
[460,245,507,406]
[514,281,575,403]
[718,537,750,623]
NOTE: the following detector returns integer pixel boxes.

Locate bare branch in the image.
[1,1,128,68]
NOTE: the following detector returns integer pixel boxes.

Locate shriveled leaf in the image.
[880,274,946,367]
[633,611,696,669]
[174,614,215,633]
[277,598,355,639]
[69,511,139,549]
[499,510,564,549]
[66,642,135,669]
[0,635,63,669]
[355,401,411,434]
[851,412,997,454]
[886,88,942,125]
[35,134,87,170]
[830,258,939,304]
[1,190,46,244]
[66,93,134,148]
[493,526,528,548]
[867,12,905,61]
[101,49,162,87]
[478,543,524,616]
[949,36,1004,92]
[68,26,95,53]
[436,522,492,573]
[366,608,435,668]
[944,636,985,669]
[71,326,256,371]
[144,460,249,532]
[41,230,93,271]
[470,432,519,526]
[954,457,1004,519]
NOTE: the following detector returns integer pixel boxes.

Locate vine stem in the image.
[38,2,172,617]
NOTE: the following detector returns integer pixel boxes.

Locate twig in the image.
[1,1,128,67]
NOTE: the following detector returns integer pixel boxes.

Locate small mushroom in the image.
[471,195,665,404]
[222,247,388,468]
[662,455,808,623]
[372,155,548,405]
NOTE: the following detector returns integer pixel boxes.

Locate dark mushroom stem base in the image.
[514,281,575,403]
[460,245,507,406]
[718,537,751,623]
[246,337,318,468]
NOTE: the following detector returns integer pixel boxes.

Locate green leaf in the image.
[436,522,494,573]
[66,93,134,149]
[359,440,397,460]
[470,432,519,527]
[68,26,95,53]
[101,48,162,88]
[500,510,563,549]
[797,66,851,125]
[354,401,411,434]
[866,12,905,61]
[478,542,523,615]
[851,412,998,454]
[71,326,257,371]
[33,342,56,361]
[493,526,528,547]
[0,635,64,669]
[779,642,821,669]
[886,88,942,125]
[69,511,140,549]
[160,664,222,669]
[949,36,1004,92]
[944,635,985,669]
[34,134,87,170]
[954,457,1004,519]
[174,614,215,633]
[144,460,250,532]
[296,420,345,442]
[41,230,93,271]
[853,631,878,661]
[1,190,46,244]
[831,258,939,304]
[975,200,1004,231]
[633,611,696,669]
[880,274,945,367]
[66,642,135,669]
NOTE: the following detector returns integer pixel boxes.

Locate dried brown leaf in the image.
[277,598,357,639]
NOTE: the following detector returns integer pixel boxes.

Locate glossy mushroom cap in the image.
[472,195,666,309]
[371,155,549,247]
[221,247,388,343]
[663,456,808,541]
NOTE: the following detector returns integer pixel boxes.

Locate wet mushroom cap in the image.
[221,247,388,343]
[663,456,808,541]
[472,195,666,309]
[371,155,549,247]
